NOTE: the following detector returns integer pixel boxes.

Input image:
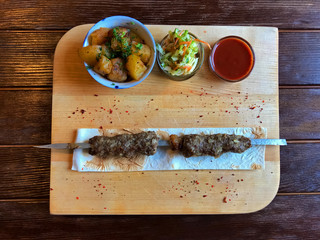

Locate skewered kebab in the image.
[169,134,251,158]
[88,131,251,158]
[36,131,286,158]
[89,131,159,158]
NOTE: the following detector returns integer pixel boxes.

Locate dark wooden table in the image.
[1,1,319,239]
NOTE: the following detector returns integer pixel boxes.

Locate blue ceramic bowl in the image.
[83,16,156,89]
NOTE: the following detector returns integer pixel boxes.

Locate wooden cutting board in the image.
[50,24,279,214]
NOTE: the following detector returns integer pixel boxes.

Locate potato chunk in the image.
[126,55,147,80]
[78,45,102,66]
[110,27,131,52]
[129,32,143,44]
[89,28,110,45]
[131,42,151,64]
[107,58,127,82]
[94,56,113,76]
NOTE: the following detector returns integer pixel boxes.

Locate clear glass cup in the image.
[209,36,255,83]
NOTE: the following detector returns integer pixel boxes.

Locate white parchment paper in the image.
[72,127,266,172]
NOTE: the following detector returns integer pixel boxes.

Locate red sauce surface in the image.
[212,37,254,81]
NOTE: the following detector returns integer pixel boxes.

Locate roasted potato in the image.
[94,56,113,76]
[110,27,131,52]
[131,41,151,64]
[107,58,127,82]
[129,32,143,44]
[126,55,147,80]
[89,27,110,45]
[78,45,103,66]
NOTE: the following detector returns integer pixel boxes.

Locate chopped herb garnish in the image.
[135,43,143,50]
[130,21,135,25]
[86,66,93,70]
[96,52,101,61]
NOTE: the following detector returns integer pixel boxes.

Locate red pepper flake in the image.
[68,116,71,118]
[199,115,203,117]
[259,121,262,123]
[211,185,214,188]
[206,183,209,185]
[81,168,83,170]
[229,199,231,201]
[217,178,220,181]
[257,116,260,118]
[99,126,103,129]
[223,197,227,203]
[180,196,183,198]
[104,207,107,209]
[203,195,207,198]
[125,111,129,113]
[76,197,79,200]
[203,30,207,33]
[80,109,86,114]
[225,110,228,113]
[100,107,103,109]
[241,179,244,181]
[94,94,98,96]
[72,112,75,114]
[50,188,53,191]
[262,100,265,103]
[110,121,113,124]
[249,106,256,110]
[155,108,159,111]
[103,186,106,188]
[109,109,113,114]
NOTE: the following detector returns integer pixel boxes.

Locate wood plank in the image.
[279,144,320,193]
[0,143,318,199]
[280,32,320,85]
[0,31,64,87]
[50,24,280,214]
[0,90,52,145]
[279,89,320,139]
[0,195,319,239]
[0,147,50,199]
[1,1,320,30]
[1,31,320,87]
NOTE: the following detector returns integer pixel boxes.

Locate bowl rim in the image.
[156,32,204,81]
[83,15,156,89]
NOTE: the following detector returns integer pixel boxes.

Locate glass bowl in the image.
[209,36,255,83]
[156,33,204,81]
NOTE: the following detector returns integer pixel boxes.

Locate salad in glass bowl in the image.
[156,28,208,81]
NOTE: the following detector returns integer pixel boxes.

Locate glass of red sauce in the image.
[209,36,255,82]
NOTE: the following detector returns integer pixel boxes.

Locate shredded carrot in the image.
[182,65,192,71]
[174,31,184,49]
[179,41,192,45]
[194,39,212,50]
[182,41,192,57]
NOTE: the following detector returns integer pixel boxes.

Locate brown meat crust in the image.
[89,131,159,158]
[170,134,252,158]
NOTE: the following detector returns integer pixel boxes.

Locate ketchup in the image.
[210,36,254,82]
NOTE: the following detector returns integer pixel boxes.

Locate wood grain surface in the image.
[50,24,279,214]
[1,1,320,29]
[0,195,319,239]
[1,0,320,238]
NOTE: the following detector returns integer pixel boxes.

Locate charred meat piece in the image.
[170,134,252,158]
[89,131,159,159]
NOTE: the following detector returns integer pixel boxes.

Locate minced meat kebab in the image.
[169,133,252,158]
[88,131,252,159]
[89,131,159,158]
